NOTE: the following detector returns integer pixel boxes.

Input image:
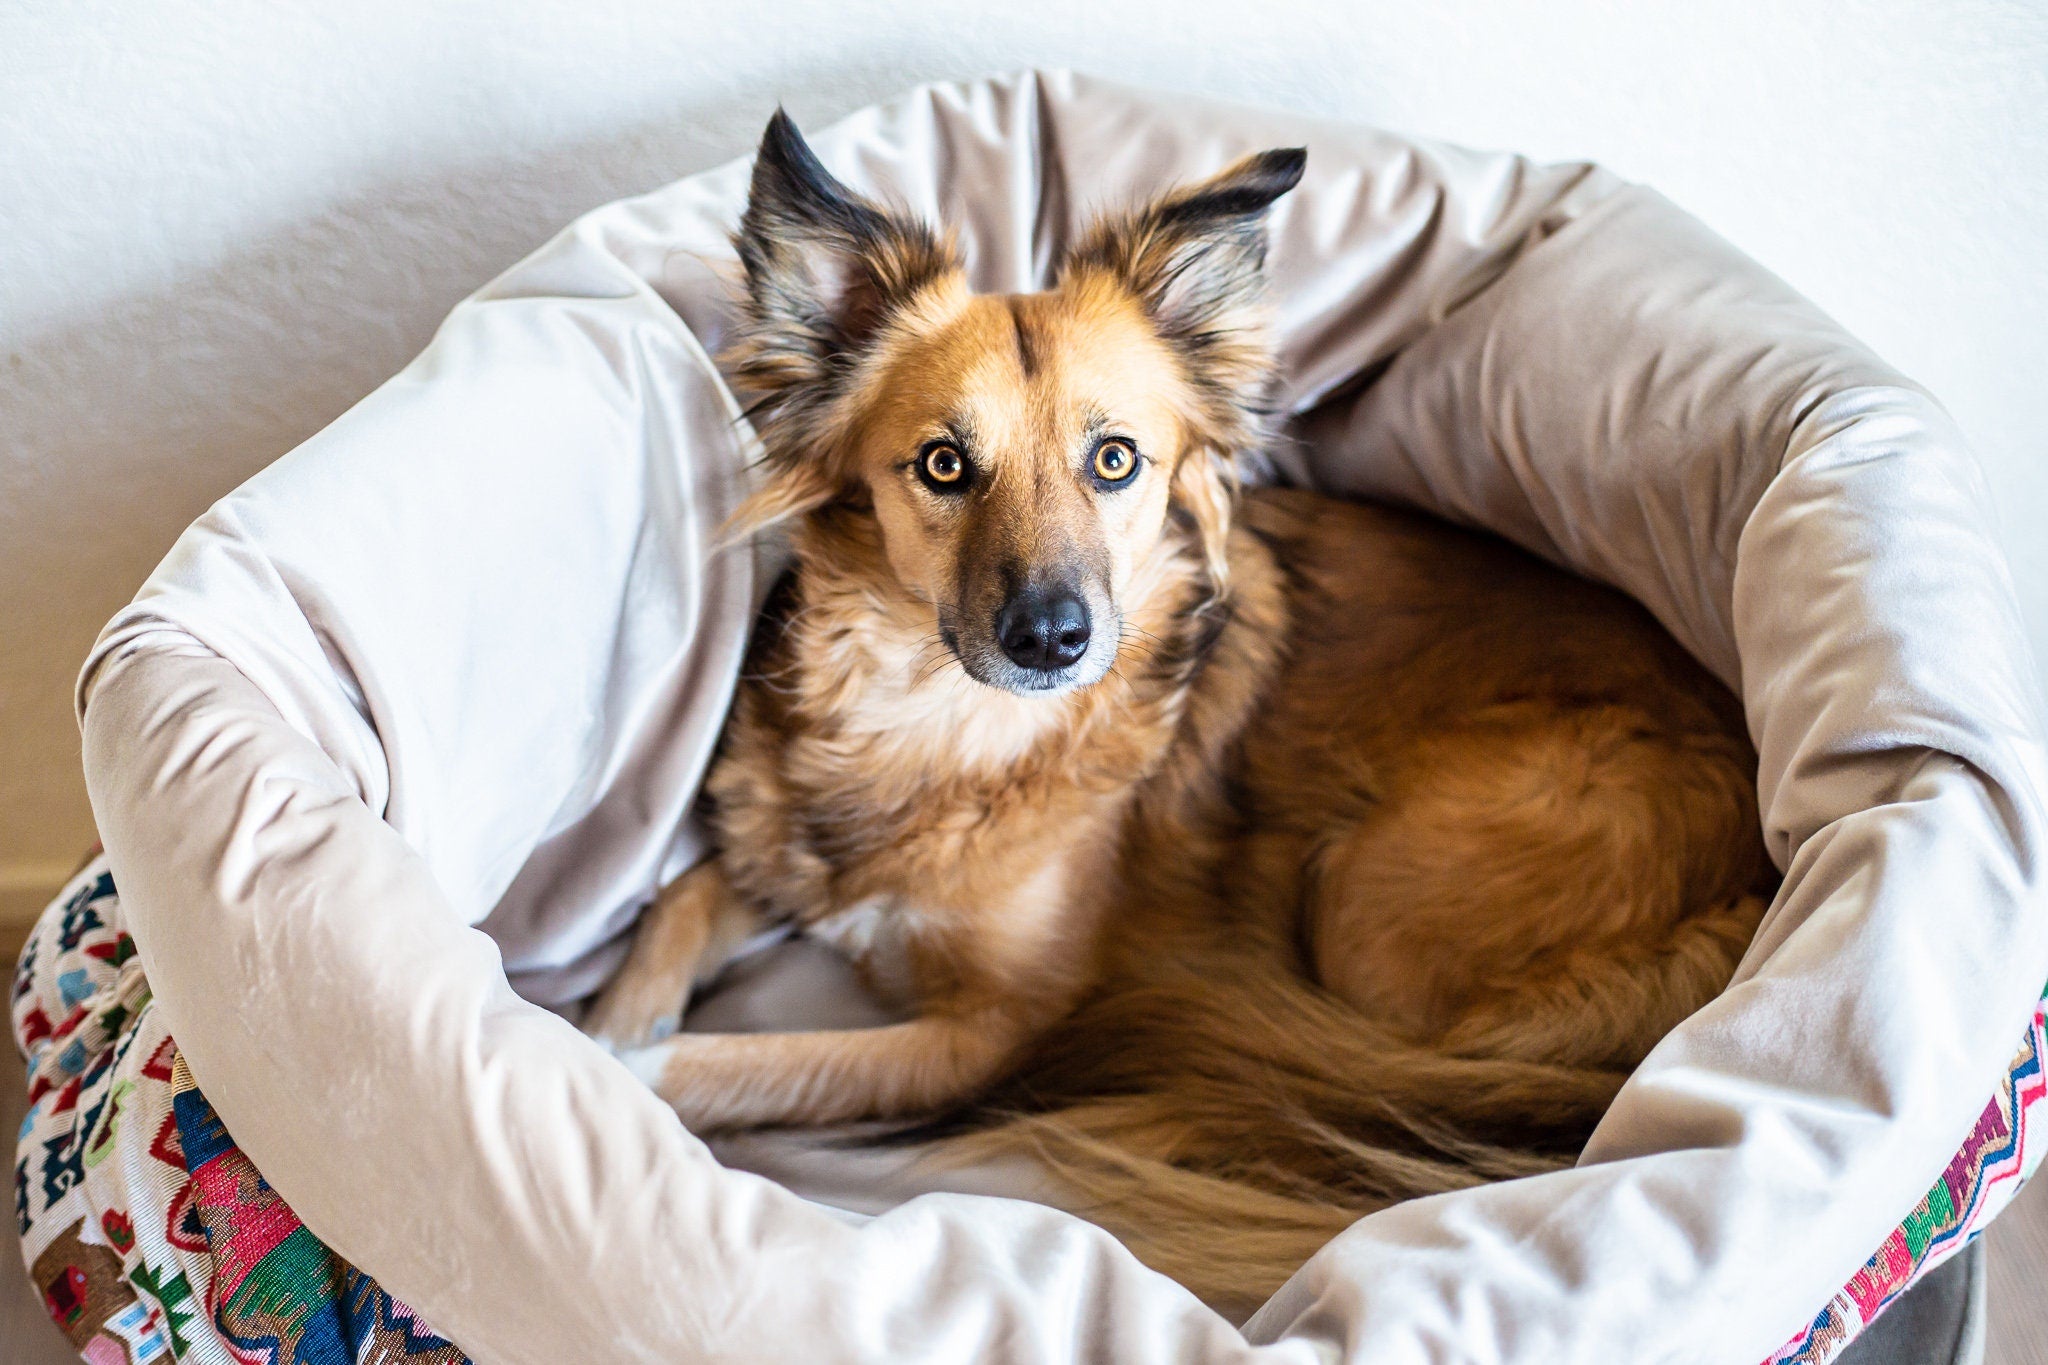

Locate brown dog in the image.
[586,111,1775,1313]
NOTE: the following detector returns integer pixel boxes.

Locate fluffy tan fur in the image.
[585,112,1775,1317]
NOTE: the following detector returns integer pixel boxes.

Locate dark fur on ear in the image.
[1062,148,1304,458]
[1065,148,1304,597]
[726,109,960,531]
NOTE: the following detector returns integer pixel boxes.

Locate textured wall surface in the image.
[3,0,2045,915]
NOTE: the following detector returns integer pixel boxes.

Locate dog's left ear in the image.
[1063,147,1304,421]
[1065,148,1304,596]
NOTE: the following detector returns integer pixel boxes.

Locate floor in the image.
[1990,1173,2048,1365]
[3,934,2045,1365]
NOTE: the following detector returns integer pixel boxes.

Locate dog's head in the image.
[725,110,1302,696]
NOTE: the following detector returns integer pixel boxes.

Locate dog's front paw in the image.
[583,972,688,1053]
[613,1035,742,1132]
[614,1037,683,1093]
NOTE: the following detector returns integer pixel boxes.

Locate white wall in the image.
[4,0,2045,919]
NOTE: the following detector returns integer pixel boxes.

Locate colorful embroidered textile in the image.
[11,858,2045,1363]
[12,859,469,1364]
[1764,991,2047,1363]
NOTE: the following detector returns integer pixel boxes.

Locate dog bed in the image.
[31,70,2048,1364]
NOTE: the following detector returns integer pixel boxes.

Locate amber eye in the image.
[1092,439,1138,483]
[921,443,966,486]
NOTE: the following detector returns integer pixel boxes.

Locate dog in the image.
[585,111,1776,1314]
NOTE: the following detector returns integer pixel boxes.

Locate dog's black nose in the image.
[997,589,1092,672]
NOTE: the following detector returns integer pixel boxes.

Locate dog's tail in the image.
[928,952,1626,1319]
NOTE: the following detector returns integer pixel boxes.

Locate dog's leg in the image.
[1305,705,1768,1068]
[617,1002,1036,1130]
[1431,894,1767,1067]
[584,860,758,1049]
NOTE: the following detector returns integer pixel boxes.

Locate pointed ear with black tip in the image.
[1062,147,1303,426]
[724,109,961,531]
[1063,148,1305,595]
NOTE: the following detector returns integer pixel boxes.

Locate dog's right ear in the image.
[727,111,957,461]
[723,111,959,535]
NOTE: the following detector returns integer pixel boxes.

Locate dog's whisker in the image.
[912,651,960,690]
[1122,622,1170,646]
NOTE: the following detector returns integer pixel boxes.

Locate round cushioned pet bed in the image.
[17,71,2048,1365]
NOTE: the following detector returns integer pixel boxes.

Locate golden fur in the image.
[585,111,1775,1316]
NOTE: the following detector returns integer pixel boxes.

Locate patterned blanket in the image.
[13,861,465,1364]
[12,858,2046,1365]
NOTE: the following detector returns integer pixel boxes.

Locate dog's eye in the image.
[919,443,967,490]
[1092,439,1138,484]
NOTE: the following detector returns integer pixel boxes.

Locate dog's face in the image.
[846,277,1200,693]
[725,112,1302,696]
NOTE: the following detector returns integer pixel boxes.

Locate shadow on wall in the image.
[0,58,945,879]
